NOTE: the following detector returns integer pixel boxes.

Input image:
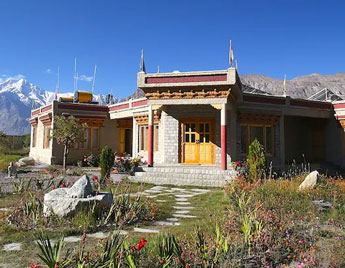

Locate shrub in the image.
[85,153,100,167]
[247,139,266,182]
[100,146,115,181]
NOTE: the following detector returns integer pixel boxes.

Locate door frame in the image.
[179,117,216,165]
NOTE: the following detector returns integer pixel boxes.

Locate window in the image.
[43,126,51,149]
[32,126,37,148]
[241,124,273,155]
[139,125,159,152]
[75,127,99,150]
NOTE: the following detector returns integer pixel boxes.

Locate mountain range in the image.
[1,72,345,135]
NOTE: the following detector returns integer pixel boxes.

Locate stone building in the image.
[29,57,345,186]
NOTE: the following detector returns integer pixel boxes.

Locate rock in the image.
[3,243,21,251]
[133,227,160,233]
[69,175,93,198]
[7,162,17,178]
[43,175,113,218]
[299,171,319,190]
[66,168,74,175]
[312,200,332,211]
[17,157,35,167]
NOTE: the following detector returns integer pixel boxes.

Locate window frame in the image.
[74,127,100,150]
[43,126,51,149]
[32,126,37,148]
[138,124,159,152]
[240,123,274,156]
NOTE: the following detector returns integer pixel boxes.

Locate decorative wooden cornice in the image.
[339,119,345,129]
[134,111,161,125]
[39,114,52,126]
[239,113,280,125]
[145,89,230,100]
[117,119,132,129]
[30,118,38,126]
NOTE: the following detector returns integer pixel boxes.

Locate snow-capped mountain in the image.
[0,79,120,135]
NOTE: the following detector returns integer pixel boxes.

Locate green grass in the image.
[0,153,22,171]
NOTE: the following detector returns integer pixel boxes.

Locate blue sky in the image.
[0,0,344,98]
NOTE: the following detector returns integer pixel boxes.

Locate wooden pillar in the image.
[221,103,227,170]
[148,105,154,167]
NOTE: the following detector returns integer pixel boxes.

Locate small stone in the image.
[190,188,210,193]
[133,227,160,233]
[0,208,10,211]
[7,162,17,178]
[154,221,174,226]
[156,200,167,203]
[113,230,129,235]
[17,157,35,167]
[3,243,21,251]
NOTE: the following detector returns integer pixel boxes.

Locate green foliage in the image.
[52,115,87,169]
[100,146,115,181]
[247,139,266,182]
[0,134,30,155]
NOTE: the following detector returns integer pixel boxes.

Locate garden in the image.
[0,140,345,267]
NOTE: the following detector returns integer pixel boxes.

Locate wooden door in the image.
[181,118,215,164]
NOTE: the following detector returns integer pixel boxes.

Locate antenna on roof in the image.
[74,57,77,91]
[92,64,97,94]
[140,49,146,73]
[157,65,160,73]
[283,74,287,96]
[235,60,238,70]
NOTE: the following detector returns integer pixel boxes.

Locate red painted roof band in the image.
[145,74,227,84]
[132,99,148,107]
[57,103,108,112]
[243,95,286,105]
[109,103,130,111]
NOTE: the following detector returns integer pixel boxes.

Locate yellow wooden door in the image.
[181,119,215,164]
[183,122,199,164]
[119,129,125,153]
[199,122,213,164]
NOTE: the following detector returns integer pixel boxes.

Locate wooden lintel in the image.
[211,104,223,110]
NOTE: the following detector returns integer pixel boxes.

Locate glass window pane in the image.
[186,124,190,132]
[84,129,90,149]
[205,134,210,143]
[191,123,196,132]
[200,134,204,143]
[92,128,99,149]
[250,126,264,146]
[266,127,273,154]
[241,126,247,154]
[185,133,190,142]
[191,134,195,143]
[205,123,210,133]
[199,124,204,132]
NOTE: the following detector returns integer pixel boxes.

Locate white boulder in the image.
[299,170,319,190]
[17,157,35,167]
[43,175,113,218]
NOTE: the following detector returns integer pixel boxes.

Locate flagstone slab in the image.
[64,236,81,243]
[3,243,21,251]
[173,206,195,210]
[0,208,10,212]
[174,210,190,214]
[166,218,180,222]
[171,188,188,192]
[156,200,167,203]
[87,232,108,239]
[113,230,129,235]
[151,186,168,190]
[174,194,195,198]
[175,198,188,202]
[133,227,160,234]
[176,202,191,205]
[190,188,211,193]
[145,190,163,194]
[173,214,197,218]
[154,221,181,226]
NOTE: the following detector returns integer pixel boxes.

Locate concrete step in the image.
[140,166,235,176]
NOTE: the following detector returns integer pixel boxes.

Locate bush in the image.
[100,146,115,181]
[247,139,266,182]
[83,153,100,167]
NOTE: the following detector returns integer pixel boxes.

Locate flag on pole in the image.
[55,67,60,100]
[283,74,287,96]
[229,40,234,67]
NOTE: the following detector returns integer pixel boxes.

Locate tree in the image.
[247,139,266,182]
[100,146,115,183]
[52,115,87,170]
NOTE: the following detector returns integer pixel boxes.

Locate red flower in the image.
[30,265,42,268]
[93,175,98,182]
[136,238,147,251]
[61,183,66,188]
[51,185,56,190]
[235,161,241,166]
